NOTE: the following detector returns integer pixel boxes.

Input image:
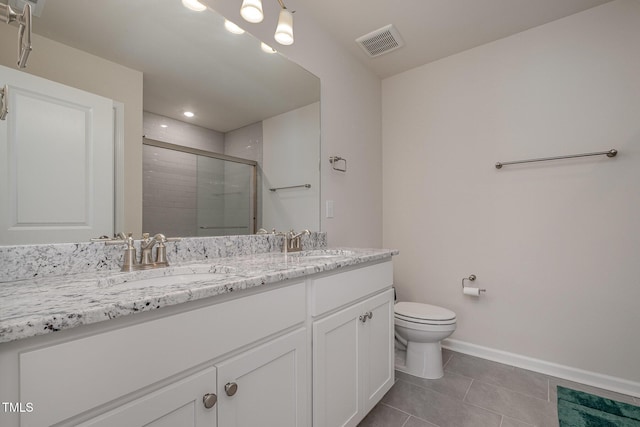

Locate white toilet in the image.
[394,301,457,379]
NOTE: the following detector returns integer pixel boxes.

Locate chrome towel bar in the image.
[269,184,311,192]
[495,149,617,169]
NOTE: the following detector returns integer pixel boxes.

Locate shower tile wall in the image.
[143,145,197,237]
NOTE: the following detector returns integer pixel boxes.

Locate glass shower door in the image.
[197,155,255,237]
[143,139,256,238]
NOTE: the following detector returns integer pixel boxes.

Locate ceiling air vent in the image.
[356,24,405,58]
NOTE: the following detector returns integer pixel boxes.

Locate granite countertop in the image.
[0,248,398,344]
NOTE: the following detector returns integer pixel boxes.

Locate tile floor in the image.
[358,348,639,427]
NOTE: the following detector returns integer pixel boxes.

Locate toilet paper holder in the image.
[462,274,486,293]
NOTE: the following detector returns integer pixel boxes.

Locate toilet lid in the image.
[394,302,456,322]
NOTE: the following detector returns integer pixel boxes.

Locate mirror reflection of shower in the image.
[143,140,257,238]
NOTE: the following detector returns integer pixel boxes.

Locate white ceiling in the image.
[302,0,615,78]
[29,0,320,132]
[25,0,615,130]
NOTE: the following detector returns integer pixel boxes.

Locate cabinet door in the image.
[361,289,395,413]
[77,367,217,427]
[216,329,307,427]
[313,303,363,427]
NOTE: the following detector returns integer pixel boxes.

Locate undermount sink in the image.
[116,273,230,290]
[98,265,236,289]
[291,249,355,260]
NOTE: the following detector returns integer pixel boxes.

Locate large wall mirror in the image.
[0,0,320,245]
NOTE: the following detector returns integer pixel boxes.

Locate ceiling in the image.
[26,0,319,132]
[301,0,615,78]
[20,0,616,130]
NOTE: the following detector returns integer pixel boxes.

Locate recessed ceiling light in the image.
[160,124,168,128]
[261,42,277,54]
[225,20,245,35]
[183,111,195,118]
[181,0,206,12]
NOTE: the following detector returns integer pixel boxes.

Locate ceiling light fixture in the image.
[261,42,277,53]
[240,0,263,23]
[224,19,245,34]
[181,0,206,12]
[183,111,195,118]
[240,0,294,46]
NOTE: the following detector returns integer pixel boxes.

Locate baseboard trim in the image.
[442,338,640,399]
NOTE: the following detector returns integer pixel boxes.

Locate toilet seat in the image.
[394,302,456,326]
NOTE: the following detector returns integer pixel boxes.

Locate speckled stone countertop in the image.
[0,247,398,344]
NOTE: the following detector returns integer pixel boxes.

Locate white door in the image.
[0,64,114,244]
[76,367,217,427]
[216,329,308,427]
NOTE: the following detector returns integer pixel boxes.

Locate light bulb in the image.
[261,42,277,53]
[240,0,263,23]
[181,0,206,12]
[274,9,294,45]
[224,19,245,34]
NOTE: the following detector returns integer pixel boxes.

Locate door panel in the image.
[313,304,362,427]
[362,289,395,412]
[76,367,217,427]
[0,64,114,244]
[216,329,307,427]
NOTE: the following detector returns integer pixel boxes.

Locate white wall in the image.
[383,0,640,386]
[207,0,383,248]
[262,103,320,232]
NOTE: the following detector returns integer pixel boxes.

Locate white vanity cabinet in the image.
[9,282,307,427]
[311,260,394,427]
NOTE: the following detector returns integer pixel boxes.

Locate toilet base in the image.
[403,341,444,379]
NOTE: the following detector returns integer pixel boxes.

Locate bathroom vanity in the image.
[0,240,396,427]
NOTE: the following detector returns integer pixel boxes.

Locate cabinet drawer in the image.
[311,261,393,316]
[19,282,305,427]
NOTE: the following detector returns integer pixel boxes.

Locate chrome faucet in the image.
[254,228,310,253]
[139,233,157,266]
[285,229,310,253]
[98,232,181,271]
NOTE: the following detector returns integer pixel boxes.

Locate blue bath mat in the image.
[557,386,640,427]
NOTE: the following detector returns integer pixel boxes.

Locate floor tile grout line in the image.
[462,379,542,425]
[462,378,473,402]
[472,378,558,405]
[380,402,442,427]
[395,377,476,405]
[398,376,511,424]
[445,351,553,401]
[458,374,551,403]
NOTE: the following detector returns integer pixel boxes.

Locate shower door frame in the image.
[142,137,258,235]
